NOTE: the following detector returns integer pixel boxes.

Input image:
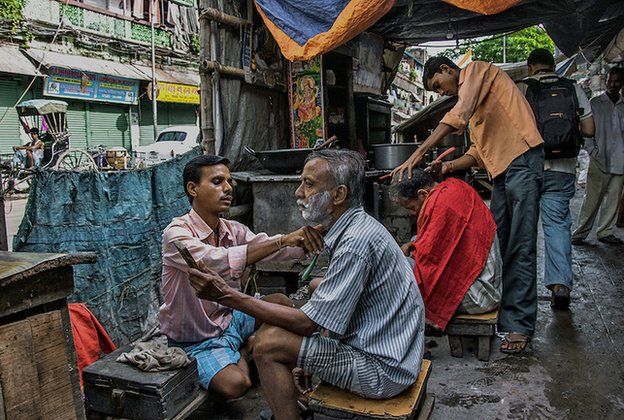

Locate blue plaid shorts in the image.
[174,310,255,389]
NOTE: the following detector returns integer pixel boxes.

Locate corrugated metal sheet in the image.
[24,48,149,80]
[0,80,22,154]
[67,101,88,150]
[0,45,41,77]
[138,100,196,146]
[89,103,131,150]
[132,64,199,86]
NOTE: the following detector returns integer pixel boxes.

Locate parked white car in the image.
[134,125,201,167]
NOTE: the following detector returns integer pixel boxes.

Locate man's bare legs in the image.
[253,325,304,420]
[209,363,252,399]
[209,293,294,400]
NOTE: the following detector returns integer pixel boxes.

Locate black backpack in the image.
[521,76,582,159]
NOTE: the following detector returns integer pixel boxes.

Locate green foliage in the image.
[0,0,24,25]
[190,34,200,54]
[443,26,555,63]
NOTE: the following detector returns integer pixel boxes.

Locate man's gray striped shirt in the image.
[301,206,425,394]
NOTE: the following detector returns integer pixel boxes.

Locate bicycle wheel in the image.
[53,149,98,172]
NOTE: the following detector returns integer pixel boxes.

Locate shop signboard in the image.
[44,67,139,105]
[156,82,200,104]
[288,56,325,149]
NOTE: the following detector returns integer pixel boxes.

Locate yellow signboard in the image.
[156,82,200,104]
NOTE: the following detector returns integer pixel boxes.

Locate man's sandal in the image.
[500,333,531,354]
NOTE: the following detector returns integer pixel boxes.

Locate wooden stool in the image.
[446,309,499,361]
[308,359,434,420]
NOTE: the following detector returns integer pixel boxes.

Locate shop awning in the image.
[0,45,42,77]
[23,48,149,80]
[131,64,199,86]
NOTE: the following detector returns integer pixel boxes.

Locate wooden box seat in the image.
[445,308,499,361]
[308,359,434,420]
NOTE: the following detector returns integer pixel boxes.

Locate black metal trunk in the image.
[83,345,200,420]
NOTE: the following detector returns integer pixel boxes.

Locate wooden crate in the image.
[84,345,201,420]
[0,309,83,419]
[0,251,96,420]
[309,359,433,420]
[446,309,499,361]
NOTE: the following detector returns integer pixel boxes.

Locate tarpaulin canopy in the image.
[254,0,395,61]
[16,99,68,116]
[377,0,624,61]
[256,0,624,62]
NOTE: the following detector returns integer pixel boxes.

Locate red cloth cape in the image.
[68,303,116,388]
[413,178,496,330]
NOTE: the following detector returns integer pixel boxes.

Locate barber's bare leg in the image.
[209,364,252,399]
[210,294,292,400]
[253,325,304,420]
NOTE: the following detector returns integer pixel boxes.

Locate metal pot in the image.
[372,143,420,170]
[245,146,312,174]
[244,136,338,174]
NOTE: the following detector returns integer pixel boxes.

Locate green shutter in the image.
[0,80,22,155]
[139,100,197,145]
[66,101,88,150]
[88,103,131,150]
[167,104,197,126]
[139,99,165,145]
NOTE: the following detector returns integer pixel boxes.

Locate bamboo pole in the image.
[201,59,245,78]
[198,0,215,154]
[198,7,245,27]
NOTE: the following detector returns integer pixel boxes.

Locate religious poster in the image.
[288,57,325,149]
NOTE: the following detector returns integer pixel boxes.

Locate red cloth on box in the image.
[413,178,496,330]
[68,303,116,388]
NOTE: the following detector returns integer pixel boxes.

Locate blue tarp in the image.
[14,148,203,344]
[256,0,351,46]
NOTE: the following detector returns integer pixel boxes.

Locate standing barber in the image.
[392,56,544,354]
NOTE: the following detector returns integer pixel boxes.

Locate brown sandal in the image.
[500,333,531,354]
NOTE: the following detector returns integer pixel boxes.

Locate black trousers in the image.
[491,146,544,336]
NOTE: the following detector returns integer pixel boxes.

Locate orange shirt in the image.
[440,61,543,178]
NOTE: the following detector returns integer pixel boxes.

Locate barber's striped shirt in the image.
[301,206,425,393]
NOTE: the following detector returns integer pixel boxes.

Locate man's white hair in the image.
[305,149,365,207]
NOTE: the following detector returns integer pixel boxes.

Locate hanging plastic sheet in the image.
[254,0,395,61]
[14,148,203,344]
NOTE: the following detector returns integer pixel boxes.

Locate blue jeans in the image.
[540,171,575,290]
[492,147,544,337]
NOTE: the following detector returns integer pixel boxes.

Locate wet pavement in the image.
[189,184,624,419]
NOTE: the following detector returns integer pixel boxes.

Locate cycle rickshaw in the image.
[1,99,98,194]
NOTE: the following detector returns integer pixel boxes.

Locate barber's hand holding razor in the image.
[189,265,233,302]
[282,225,325,255]
[425,160,452,176]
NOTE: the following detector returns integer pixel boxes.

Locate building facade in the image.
[387,47,434,127]
[0,0,200,155]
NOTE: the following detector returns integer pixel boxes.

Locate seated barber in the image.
[188,150,425,420]
[391,169,502,331]
[159,154,323,399]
